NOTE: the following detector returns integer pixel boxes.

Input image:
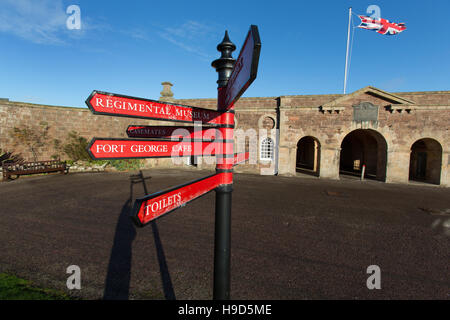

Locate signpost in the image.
[131,172,231,227]
[209,26,262,300]
[222,25,261,110]
[87,138,234,160]
[86,25,260,300]
[86,90,233,126]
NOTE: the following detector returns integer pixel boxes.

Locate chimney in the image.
[159,82,174,102]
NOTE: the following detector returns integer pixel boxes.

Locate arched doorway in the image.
[296,136,320,176]
[409,138,442,185]
[339,129,387,181]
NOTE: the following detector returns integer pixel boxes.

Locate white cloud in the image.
[157,20,217,60]
[0,0,107,45]
[164,20,213,39]
[121,27,151,41]
[158,32,211,59]
[0,0,67,44]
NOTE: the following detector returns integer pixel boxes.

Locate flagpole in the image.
[343,7,352,94]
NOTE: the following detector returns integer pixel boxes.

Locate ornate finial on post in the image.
[159,81,174,102]
[211,31,236,88]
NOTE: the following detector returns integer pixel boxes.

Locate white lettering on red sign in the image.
[171,144,192,153]
[144,192,182,216]
[94,95,213,121]
[130,144,169,153]
[96,144,126,153]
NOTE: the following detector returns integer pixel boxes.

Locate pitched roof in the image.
[322,86,415,108]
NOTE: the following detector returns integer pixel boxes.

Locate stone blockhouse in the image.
[0,85,448,186]
[180,86,450,187]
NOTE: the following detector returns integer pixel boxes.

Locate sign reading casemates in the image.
[126,125,219,141]
[353,101,379,122]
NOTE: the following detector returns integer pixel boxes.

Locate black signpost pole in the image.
[211,31,236,300]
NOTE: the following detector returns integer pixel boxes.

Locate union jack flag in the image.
[358,15,406,35]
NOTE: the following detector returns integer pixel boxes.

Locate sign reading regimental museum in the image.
[86,90,230,125]
[353,102,378,122]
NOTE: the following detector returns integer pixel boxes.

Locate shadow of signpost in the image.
[104,170,175,300]
[150,220,176,300]
[133,170,176,300]
[103,198,135,300]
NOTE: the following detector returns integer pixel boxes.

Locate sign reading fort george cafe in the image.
[0,83,449,186]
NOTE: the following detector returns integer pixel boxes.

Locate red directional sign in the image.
[86,91,232,126]
[223,25,261,110]
[233,152,249,166]
[131,172,232,227]
[87,138,234,160]
[126,125,220,141]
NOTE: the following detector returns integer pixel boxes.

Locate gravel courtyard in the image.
[0,169,448,299]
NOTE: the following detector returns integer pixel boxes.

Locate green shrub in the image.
[11,121,49,161]
[54,131,91,162]
[108,159,142,171]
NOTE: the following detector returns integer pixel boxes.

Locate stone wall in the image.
[0,87,448,186]
[0,100,189,169]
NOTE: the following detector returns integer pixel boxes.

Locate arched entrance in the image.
[339,129,387,181]
[409,138,442,185]
[296,136,320,176]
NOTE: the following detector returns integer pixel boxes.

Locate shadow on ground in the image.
[103,171,175,300]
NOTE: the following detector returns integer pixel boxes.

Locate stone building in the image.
[0,84,449,186]
[180,86,450,187]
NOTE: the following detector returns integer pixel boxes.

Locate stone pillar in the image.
[440,150,449,187]
[385,149,410,184]
[313,140,319,172]
[159,81,174,102]
[319,147,340,180]
[278,145,293,175]
[277,104,293,175]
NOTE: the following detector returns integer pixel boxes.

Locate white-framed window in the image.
[260,137,274,161]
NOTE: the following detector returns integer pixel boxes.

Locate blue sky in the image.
[0,0,449,108]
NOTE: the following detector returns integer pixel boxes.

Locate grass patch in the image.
[0,273,72,300]
[108,159,142,171]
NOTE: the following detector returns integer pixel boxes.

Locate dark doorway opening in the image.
[296,136,320,176]
[409,139,442,185]
[339,129,387,181]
